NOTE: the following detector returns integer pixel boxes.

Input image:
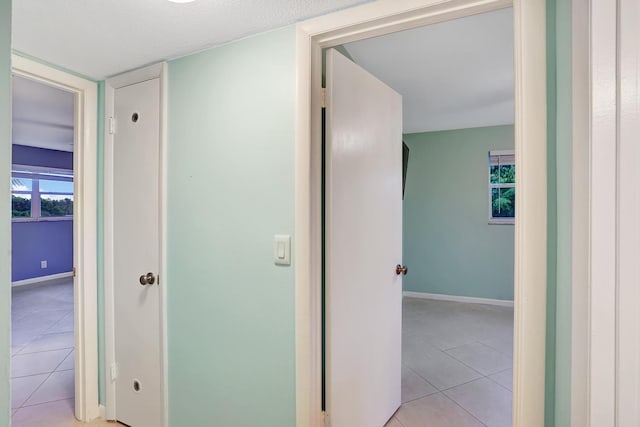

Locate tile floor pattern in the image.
[12,282,511,426]
[12,280,77,426]
[11,280,121,427]
[385,297,514,427]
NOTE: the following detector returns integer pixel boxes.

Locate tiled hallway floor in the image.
[385,297,514,427]
[11,282,512,426]
[10,279,84,427]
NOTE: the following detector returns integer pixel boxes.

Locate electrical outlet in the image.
[40,260,47,269]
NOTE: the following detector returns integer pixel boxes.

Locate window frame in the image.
[11,163,74,222]
[488,149,516,225]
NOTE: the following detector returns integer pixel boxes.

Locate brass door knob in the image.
[396,264,408,276]
[139,272,156,286]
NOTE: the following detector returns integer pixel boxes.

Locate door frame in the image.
[571,0,640,424]
[103,63,168,426]
[294,0,548,426]
[11,54,99,422]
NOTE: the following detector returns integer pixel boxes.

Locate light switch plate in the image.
[274,235,291,266]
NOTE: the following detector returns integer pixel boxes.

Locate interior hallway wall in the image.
[167,27,296,426]
[403,125,515,301]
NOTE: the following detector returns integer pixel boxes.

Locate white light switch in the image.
[274,235,291,266]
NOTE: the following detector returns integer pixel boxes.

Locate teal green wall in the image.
[0,1,10,425]
[96,80,106,404]
[554,0,572,425]
[403,125,515,301]
[167,27,296,426]
[545,0,558,425]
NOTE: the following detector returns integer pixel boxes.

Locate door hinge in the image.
[109,117,116,135]
[110,362,118,382]
[321,88,327,109]
[72,267,77,278]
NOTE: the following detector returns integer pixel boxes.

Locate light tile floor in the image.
[12,280,81,426]
[385,297,514,427]
[12,281,512,426]
[11,280,120,427]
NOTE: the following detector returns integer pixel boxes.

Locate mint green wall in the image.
[403,125,515,301]
[96,80,106,404]
[0,1,10,425]
[545,0,558,424]
[167,27,296,426]
[554,0,572,425]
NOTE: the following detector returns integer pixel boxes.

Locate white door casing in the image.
[572,0,640,424]
[325,49,403,427]
[295,1,547,426]
[105,63,167,427]
[11,54,99,422]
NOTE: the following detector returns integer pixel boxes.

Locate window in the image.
[11,166,74,220]
[488,150,515,224]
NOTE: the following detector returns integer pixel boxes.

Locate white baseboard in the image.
[99,404,106,419]
[12,271,73,288]
[403,291,514,307]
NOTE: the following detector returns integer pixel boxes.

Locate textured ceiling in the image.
[12,75,74,152]
[12,0,370,80]
[12,2,513,136]
[344,8,514,134]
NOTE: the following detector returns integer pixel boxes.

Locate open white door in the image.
[325,49,403,427]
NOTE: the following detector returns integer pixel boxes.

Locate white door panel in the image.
[113,78,162,427]
[325,49,403,427]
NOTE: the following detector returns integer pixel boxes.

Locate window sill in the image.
[489,218,515,225]
[12,217,74,223]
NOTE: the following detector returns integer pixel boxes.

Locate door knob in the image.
[395,264,408,276]
[139,272,156,286]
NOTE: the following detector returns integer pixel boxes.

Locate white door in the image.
[325,49,404,427]
[113,78,162,427]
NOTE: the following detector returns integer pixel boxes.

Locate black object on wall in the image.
[402,141,409,200]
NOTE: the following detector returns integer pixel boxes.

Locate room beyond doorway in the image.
[10,54,100,423]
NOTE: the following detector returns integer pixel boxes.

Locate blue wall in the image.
[11,145,74,282]
[12,144,73,169]
[11,221,73,282]
[403,125,515,301]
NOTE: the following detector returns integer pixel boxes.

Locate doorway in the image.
[10,73,77,424]
[329,10,516,424]
[10,55,99,424]
[295,0,548,426]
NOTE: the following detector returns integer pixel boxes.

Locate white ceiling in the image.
[12,75,75,152]
[344,8,514,134]
[12,0,371,80]
[12,2,513,136]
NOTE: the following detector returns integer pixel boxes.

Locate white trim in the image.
[104,62,168,427]
[488,219,515,225]
[403,291,514,307]
[99,404,106,419]
[489,149,516,157]
[294,1,547,427]
[570,0,640,424]
[11,271,73,288]
[588,0,618,424]
[11,217,73,223]
[616,0,640,424]
[571,0,589,423]
[159,62,170,427]
[11,54,99,422]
